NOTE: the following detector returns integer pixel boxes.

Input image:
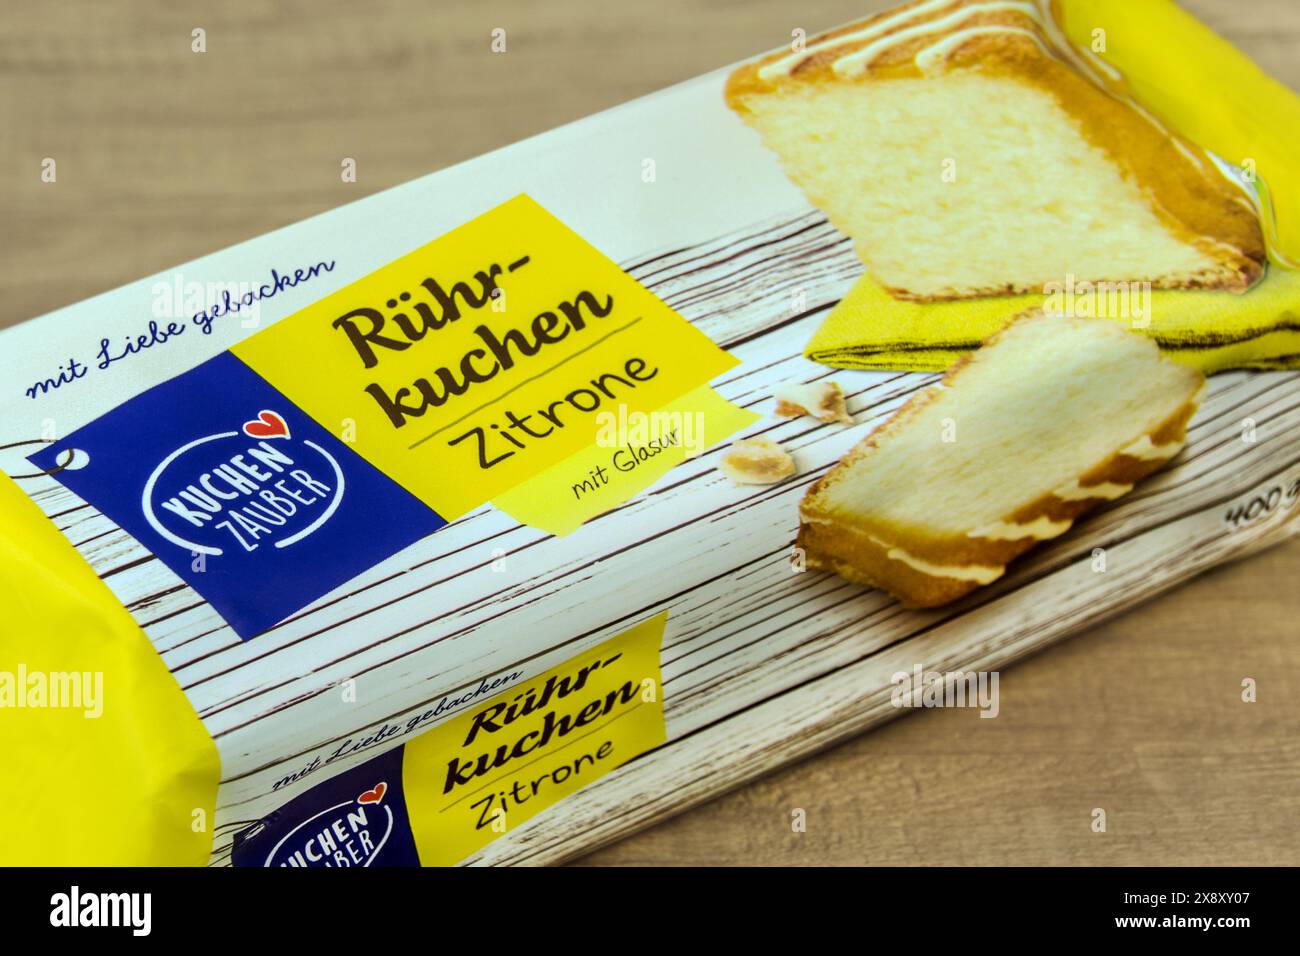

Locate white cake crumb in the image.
[720,437,796,485]
[773,381,852,424]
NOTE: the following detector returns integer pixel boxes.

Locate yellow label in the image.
[401,611,667,866]
[234,195,739,520]
[493,384,759,536]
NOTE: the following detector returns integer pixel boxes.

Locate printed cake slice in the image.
[726,0,1265,301]
[798,311,1204,606]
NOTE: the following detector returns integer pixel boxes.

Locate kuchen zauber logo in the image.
[29,350,446,641]
[265,782,393,867]
[143,409,344,555]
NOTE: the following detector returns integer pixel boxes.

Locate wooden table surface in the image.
[3,0,1297,866]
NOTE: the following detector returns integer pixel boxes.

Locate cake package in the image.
[3,0,1299,866]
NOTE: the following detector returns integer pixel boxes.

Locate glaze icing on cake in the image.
[726,0,1266,301]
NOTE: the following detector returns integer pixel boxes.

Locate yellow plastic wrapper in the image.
[0,474,219,865]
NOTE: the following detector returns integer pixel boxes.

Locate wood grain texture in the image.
[2,0,1297,867]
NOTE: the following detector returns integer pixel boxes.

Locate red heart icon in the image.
[358,782,387,805]
[243,410,290,440]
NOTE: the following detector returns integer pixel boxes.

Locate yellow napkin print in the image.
[807,268,1300,374]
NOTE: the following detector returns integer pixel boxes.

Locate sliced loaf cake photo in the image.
[798,311,1206,606]
[726,0,1266,301]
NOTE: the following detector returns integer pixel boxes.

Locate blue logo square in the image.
[231,745,420,867]
[30,352,447,640]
